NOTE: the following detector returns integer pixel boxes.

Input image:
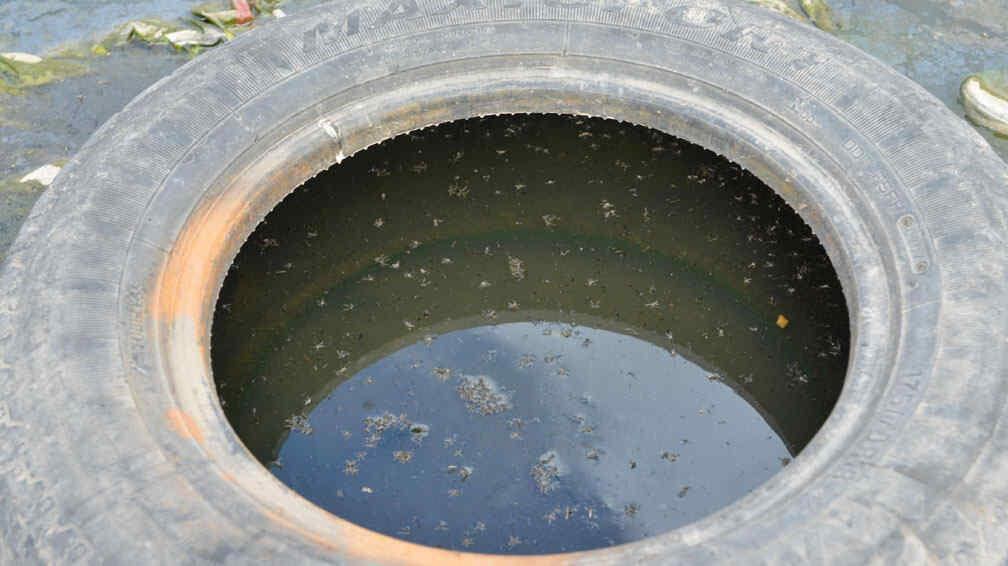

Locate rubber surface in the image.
[2,0,1008,563]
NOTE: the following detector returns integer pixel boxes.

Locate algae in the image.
[0,53,88,94]
[800,0,838,32]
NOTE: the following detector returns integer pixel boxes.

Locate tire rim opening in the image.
[211,114,850,554]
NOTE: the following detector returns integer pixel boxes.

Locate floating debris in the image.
[531,451,565,494]
[541,214,560,227]
[508,256,527,280]
[661,451,679,463]
[409,423,430,443]
[363,412,408,446]
[786,361,810,385]
[624,503,639,518]
[432,367,452,382]
[517,354,536,369]
[392,450,413,463]
[961,71,1008,136]
[284,413,313,435]
[600,199,618,219]
[447,181,470,198]
[343,459,360,476]
[776,314,790,329]
[456,374,511,415]
[446,464,474,481]
[18,164,61,186]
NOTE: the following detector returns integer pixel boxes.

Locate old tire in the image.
[2,0,1008,562]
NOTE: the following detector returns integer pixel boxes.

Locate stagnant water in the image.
[212,115,849,554]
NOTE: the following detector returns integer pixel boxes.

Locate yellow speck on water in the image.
[776,314,790,329]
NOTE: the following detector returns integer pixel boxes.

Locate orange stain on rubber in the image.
[166,407,206,445]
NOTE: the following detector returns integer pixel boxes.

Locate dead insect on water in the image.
[508,256,527,280]
[432,366,452,382]
[456,374,512,415]
[531,450,564,494]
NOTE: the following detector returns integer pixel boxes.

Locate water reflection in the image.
[273,321,790,553]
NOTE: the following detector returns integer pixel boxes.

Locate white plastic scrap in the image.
[962,75,1008,137]
[1,52,42,64]
[19,164,62,186]
[166,28,226,48]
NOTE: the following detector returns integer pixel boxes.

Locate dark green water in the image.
[211,114,849,554]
